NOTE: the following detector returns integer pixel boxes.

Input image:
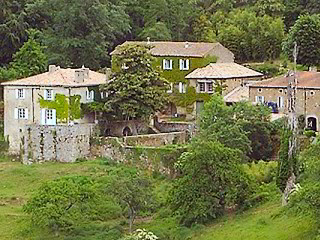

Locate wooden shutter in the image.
[169,60,173,69]
[52,109,57,125]
[22,89,26,99]
[179,59,183,70]
[162,59,166,69]
[44,90,47,100]
[15,89,19,99]
[179,82,183,93]
[14,108,18,119]
[186,59,190,70]
[25,108,28,120]
[41,109,46,125]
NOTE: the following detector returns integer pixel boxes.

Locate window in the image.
[179,82,186,93]
[179,59,189,70]
[207,82,213,93]
[278,96,284,108]
[41,109,56,125]
[121,63,129,70]
[16,89,25,99]
[199,82,205,92]
[46,109,53,120]
[44,89,54,100]
[14,108,28,120]
[279,89,283,93]
[255,96,264,104]
[310,91,315,96]
[86,90,94,100]
[258,88,262,93]
[167,83,173,93]
[163,59,173,70]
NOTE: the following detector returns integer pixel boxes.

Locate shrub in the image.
[24,176,121,232]
[243,161,278,184]
[304,129,316,138]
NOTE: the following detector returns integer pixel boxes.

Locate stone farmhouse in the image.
[1,65,108,153]
[185,62,263,112]
[111,41,263,119]
[249,71,320,131]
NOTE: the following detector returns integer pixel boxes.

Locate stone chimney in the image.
[309,66,317,72]
[82,65,89,79]
[75,69,85,83]
[185,41,189,48]
[49,65,57,73]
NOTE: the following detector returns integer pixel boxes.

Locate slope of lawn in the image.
[0,157,318,240]
[189,200,317,240]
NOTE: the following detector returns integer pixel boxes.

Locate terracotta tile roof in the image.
[186,63,263,79]
[224,86,249,103]
[110,41,230,58]
[249,71,320,89]
[1,67,108,87]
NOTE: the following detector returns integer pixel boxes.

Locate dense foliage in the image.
[95,44,168,120]
[1,0,319,69]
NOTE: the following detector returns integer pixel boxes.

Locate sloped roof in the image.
[186,63,263,79]
[1,67,108,87]
[110,41,230,58]
[249,71,320,89]
[224,86,249,103]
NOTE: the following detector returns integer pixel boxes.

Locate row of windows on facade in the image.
[255,96,284,108]
[163,59,190,70]
[15,88,98,101]
[258,88,316,96]
[167,82,213,94]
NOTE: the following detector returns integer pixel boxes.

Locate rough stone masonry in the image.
[22,124,97,164]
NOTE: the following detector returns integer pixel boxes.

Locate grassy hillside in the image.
[0,158,317,240]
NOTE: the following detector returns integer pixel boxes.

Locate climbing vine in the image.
[39,93,83,123]
[169,86,211,112]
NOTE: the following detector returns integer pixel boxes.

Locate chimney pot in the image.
[49,65,57,73]
[75,69,85,83]
[309,66,317,72]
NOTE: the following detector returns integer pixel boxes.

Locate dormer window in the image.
[16,89,25,99]
[44,89,54,100]
[179,59,189,70]
[163,59,173,70]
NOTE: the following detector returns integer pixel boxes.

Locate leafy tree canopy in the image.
[169,138,252,226]
[25,0,131,69]
[283,14,320,67]
[98,44,169,120]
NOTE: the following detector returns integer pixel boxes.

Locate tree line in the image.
[1,0,320,74]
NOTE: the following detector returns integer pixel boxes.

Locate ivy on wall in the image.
[154,56,217,83]
[39,93,83,123]
[169,86,211,113]
[111,54,217,110]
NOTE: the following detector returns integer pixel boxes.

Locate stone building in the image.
[1,65,108,153]
[249,71,320,131]
[111,41,235,118]
[185,62,263,115]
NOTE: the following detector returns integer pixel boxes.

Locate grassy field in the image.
[0,158,318,240]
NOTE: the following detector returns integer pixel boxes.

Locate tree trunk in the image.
[282,172,296,206]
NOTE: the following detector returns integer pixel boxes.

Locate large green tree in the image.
[169,138,252,226]
[283,14,320,67]
[25,0,131,69]
[0,0,28,65]
[99,44,168,120]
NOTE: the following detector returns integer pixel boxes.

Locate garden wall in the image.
[22,124,98,164]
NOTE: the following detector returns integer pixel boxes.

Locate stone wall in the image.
[99,120,150,137]
[22,124,97,164]
[154,116,195,134]
[123,132,186,147]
